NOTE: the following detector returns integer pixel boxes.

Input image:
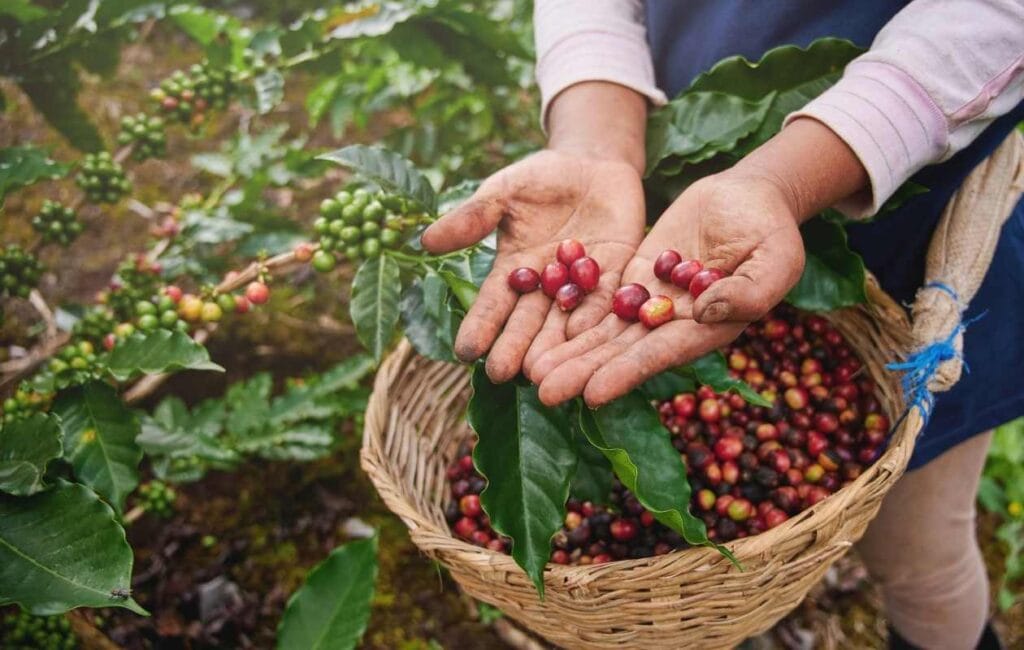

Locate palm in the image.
[421,149,645,382]
[529,174,806,406]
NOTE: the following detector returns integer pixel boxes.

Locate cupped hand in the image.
[529,170,807,406]
[420,149,645,382]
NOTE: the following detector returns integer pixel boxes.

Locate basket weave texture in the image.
[362,283,923,649]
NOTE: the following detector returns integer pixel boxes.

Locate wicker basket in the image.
[361,278,927,649]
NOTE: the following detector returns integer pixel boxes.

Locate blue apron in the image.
[646,1,1024,469]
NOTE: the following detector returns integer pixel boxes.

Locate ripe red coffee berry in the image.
[714,436,743,462]
[551,549,570,565]
[507,267,540,293]
[670,259,703,289]
[612,283,650,321]
[610,519,639,542]
[653,250,683,282]
[689,268,727,299]
[453,516,478,539]
[540,262,570,298]
[555,283,584,311]
[459,494,482,517]
[569,256,600,292]
[245,281,270,305]
[638,295,674,328]
[556,238,586,266]
[163,285,183,303]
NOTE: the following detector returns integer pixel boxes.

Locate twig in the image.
[214,244,318,294]
[0,331,70,390]
[122,505,146,525]
[65,610,120,650]
[28,289,58,339]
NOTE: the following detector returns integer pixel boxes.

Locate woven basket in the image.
[361,134,1023,649]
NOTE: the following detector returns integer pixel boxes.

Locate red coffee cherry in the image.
[245,281,270,305]
[555,283,584,311]
[638,295,674,328]
[670,259,703,289]
[569,256,600,293]
[556,238,586,266]
[611,283,650,321]
[540,262,570,298]
[689,268,727,299]
[653,250,683,282]
[507,267,540,293]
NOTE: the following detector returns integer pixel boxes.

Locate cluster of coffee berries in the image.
[312,189,422,270]
[1,385,54,423]
[150,62,236,131]
[137,480,177,518]
[71,307,118,348]
[47,341,102,390]
[0,244,44,299]
[663,305,888,542]
[508,239,601,312]
[32,200,83,246]
[76,152,130,204]
[445,440,688,563]
[611,253,729,329]
[132,293,189,334]
[102,257,164,322]
[0,610,77,650]
[652,252,726,299]
[118,113,167,160]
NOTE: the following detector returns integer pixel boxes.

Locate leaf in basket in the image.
[786,216,867,311]
[578,392,736,564]
[467,366,576,596]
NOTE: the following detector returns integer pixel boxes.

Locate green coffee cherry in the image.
[76,152,130,204]
[0,245,44,299]
[32,200,82,246]
[119,113,167,160]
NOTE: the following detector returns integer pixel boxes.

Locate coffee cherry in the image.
[164,285,183,302]
[460,494,483,517]
[507,267,540,293]
[76,152,130,204]
[0,245,44,300]
[689,268,727,299]
[611,283,651,321]
[32,200,82,246]
[783,387,809,410]
[638,295,674,328]
[293,242,315,262]
[670,259,703,289]
[311,250,337,273]
[609,518,638,542]
[556,239,586,266]
[555,283,584,311]
[245,281,270,305]
[200,301,222,322]
[652,250,683,282]
[727,498,753,522]
[540,262,570,298]
[551,549,571,564]
[569,256,600,292]
[714,436,743,462]
[453,517,478,539]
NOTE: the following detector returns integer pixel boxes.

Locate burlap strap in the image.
[907,131,1024,393]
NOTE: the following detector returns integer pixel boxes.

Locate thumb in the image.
[692,227,805,324]
[421,192,504,254]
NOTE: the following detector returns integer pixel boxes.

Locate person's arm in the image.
[788,0,1024,217]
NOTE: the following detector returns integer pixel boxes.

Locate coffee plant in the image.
[0,0,1010,644]
[978,418,1024,611]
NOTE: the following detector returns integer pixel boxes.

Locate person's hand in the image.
[528,169,806,406]
[420,148,646,382]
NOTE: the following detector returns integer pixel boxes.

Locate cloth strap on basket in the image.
[890,131,1024,415]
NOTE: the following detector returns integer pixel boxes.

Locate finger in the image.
[529,314,627,383]
[694,226,805,324]
[537,324,646,406]
[523,303,569,382]
[486,290,551,383]
[421,195,504,254]
[583,320,743,407]
[566,265,622,339]
[453,264,520,362]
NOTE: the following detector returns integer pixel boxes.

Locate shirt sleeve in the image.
[534,0,668,128]
[786,0,1024,218]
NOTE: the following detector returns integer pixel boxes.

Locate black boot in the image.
[889,623,1004,650]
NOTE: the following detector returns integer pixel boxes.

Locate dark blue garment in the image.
[645,1,1024,469]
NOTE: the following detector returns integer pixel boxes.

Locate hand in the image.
[528,169,806,406]
[420,148,646,382]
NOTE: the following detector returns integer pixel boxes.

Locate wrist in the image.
[546,81,648,175]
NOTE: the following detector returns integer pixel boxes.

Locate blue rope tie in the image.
[884,281,978,424]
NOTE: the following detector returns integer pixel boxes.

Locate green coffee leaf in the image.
[350,255,402,362]
[0,413,63,496]
[0,146,71,206]
[276,535,378,650]
[578,393,728,561]
[682,352,772,407]
[786,217,867,311]
[327,3,420,40]
[400,270,457,362]
[0,482,145,615]
[468,367,577,596]
[54,381,141,514]
[106,330,224,381]
[569,434,613,504]
[319,144,437,214]
[254,69,285,114]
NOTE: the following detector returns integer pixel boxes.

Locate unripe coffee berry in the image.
[540,262,569,298]
[689,268,727,299]
[556,238,586,266]
[507,267,540,293]
[638,295,674,328]
[293,242,315,262]
[569,256,600,293]
[612,283,651,321]
[555,283,584,311]
[653,250,683,282]
[670,259,703,289]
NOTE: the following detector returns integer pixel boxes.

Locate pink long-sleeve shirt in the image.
[534,0,1024,217]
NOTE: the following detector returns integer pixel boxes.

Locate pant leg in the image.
[856,431,993,650]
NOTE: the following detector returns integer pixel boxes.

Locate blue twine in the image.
[884,281,980,424]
